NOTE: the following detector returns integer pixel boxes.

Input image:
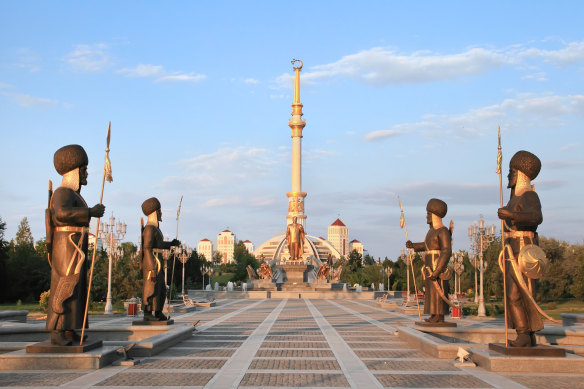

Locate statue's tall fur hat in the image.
[53,145,88,175]
[510,150,541,180]
[426,198,447,218]
[142,197,161,216]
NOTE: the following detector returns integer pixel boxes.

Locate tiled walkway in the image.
[1,299,583,388]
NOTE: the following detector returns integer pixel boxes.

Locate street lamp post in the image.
[451,251,464,297]
[387,266,393,292]
[99,213,126,315]
[179,244,192,296]
[401,248,411,303]
[468,216,496,317]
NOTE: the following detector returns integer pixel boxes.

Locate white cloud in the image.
[244,78,259,84]
[364,93,584,142]
[116,64,163,77]
[116,63,206,84]
[63,43,111,72]
[202,196,242,208]
[169,146,281,188]
[8,93,59,108]
[0,82,13,89]
[364,129,401,141]
[16,48,41,72]
[273,40,584,88]
[156,73,206,83]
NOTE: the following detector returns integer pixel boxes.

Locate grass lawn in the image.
[0,301,128,319]
[210,272,234,286]
[461,299,584,320]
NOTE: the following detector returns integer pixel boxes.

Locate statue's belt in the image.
[506,230,535,239]
[426,250,441,256]
[55,226,89,233]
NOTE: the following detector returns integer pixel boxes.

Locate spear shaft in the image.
[80,122,111,345]
[168,196,183,317]
[398,196,422,321]
[497,125,509,347]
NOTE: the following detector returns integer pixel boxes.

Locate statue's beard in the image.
[61,168,80,191]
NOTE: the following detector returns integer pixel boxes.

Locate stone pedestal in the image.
[415,321,457,328]
[26,339,102,354]
[488,343,566,357]
[280,264,308,284]
[132,319,174,326]
[249,279,277,290]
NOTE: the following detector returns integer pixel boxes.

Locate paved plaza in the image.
[1,298,583,388]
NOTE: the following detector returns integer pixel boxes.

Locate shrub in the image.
[39,290,50,313]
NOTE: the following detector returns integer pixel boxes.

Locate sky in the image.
[1,1,583,260]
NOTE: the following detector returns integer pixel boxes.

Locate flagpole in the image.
[497,125,509,347]
[167,195,183,317]
[398,196,422,321]
[80,122,112,345]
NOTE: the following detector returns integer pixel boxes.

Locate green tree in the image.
[112,242,142,300]
[0,217,9,302]
[363,253,375,266]
[231,241,258,283]
[4,218,50,302]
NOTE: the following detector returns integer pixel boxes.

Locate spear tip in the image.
[106,122,111,148]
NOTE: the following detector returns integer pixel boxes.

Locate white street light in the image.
[98,212,126,315]
[468,216,496,317]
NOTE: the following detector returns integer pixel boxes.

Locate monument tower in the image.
[287,59,307,228]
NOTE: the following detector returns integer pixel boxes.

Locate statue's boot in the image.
[65,330,87,342]
[510,332,532,347]
[143,310,156,321]
[155,311,168,321]
[436,314,445,323]
[530,332,537,347]
[51,330,72,346]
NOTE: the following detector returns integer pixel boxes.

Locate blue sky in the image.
[1,1,583,260]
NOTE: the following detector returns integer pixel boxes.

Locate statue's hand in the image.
[171,239,181,247]
[498,208,513,220]
[405,240,414,249]
[429,272,438,281]
[90,204,105,218]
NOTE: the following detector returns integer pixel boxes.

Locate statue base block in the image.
[488,343,566,357]
[26,339,102,354]
[415,321,457,327]
[132,319,174,326]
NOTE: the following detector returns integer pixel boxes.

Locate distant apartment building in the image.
[243,240,254,254]
[217,230,236,264]
[197,238,213,262]
[349,239,364,257]
[327,218,349,257]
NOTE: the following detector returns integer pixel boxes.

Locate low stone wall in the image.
[0,311,28,323]
[187,290,377,300]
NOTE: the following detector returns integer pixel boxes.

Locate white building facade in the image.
[243,240,254,254]
[197,238,213,262]
[327,218,349,257]
[217,230,236,264]
[349,239,364,257]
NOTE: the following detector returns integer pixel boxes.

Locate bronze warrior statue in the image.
[46,145,105,346]
[286,216,305,262]
[406,198,452,323]
[140,197,180,321]
[498,150,544,347]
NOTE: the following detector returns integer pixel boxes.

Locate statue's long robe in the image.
[141,225,173,311]
[46,187,90,331]
[501,190,543,333]
[412,226,452,316]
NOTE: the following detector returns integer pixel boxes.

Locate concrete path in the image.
[1,298,583,388]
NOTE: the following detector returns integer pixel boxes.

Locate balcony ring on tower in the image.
[291,59,303,70]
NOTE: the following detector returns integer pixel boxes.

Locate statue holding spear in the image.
[406,198,455,325]
[45,135,107,346]
[495,127,558,348]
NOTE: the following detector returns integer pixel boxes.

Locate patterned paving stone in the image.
[158,348,235,357]
[504,374,584,389]
[96,372,215,386]
[193,335,248,340]
[183,341,243,348]
[268,330,323,335]
[264,335,326,341]
[355,349,429,358]
[256,349,335,358]
[347,342,410,349]
[0,372,85,387]
[249,359,341,370]
[374,373,493,388]
[260,341,330,348]
[364,359,460,371]
[131,358,227,370]
[239,372,350,387]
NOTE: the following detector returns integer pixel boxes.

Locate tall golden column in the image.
[286,59,307,228]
